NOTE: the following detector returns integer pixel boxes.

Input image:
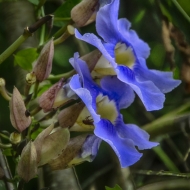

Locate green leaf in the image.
[105,185,122,190]
[28,0,39,5]
[53,0,81,27]
[14,48,38,71]
[3,148,12,156]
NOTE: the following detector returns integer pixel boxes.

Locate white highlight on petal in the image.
[115,43,135,68]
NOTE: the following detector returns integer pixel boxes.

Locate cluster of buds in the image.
[0,30,103,182]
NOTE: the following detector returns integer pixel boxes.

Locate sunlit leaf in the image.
[14,48,38,71]
[105,185,122,190]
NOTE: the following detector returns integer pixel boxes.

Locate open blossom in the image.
[75,0,180,111]
[69,53,158,167]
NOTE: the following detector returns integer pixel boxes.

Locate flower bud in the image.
[10,132,21,144]
[38,127,70,166]
[0,78,11,101]
[9,87,31,132]
[17,141,37,182]
[32,38,54,82]
[48,135,87,170]
[81,49,102,72]
[58,102,84,128]
[38,78,65,113]
[71,0,99,27]
[33,124,70,166]
[53,79,78,108]
[26,72,36,85]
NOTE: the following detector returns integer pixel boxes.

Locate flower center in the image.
[115,43,135,68]
[92,55,116,77]
[96,94,118,124]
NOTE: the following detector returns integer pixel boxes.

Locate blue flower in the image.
[69,53,158,167]
[75,0,181,111]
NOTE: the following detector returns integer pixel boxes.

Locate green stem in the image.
[153,146,180,172]
[33,81,40,98]
[30,106,42,116]
[48,70,76,81]
[0,28,32,64]
[0,143,12,149]
[142,102,190,138]
[0,133,10,141]
[36,0,47,11]
[53,20,73,39]
[39,7,46,46]
[172,0,190,23]
[133,170,190,178]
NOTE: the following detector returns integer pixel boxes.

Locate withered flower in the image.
[9,87,31,132]
[32,38,54,82]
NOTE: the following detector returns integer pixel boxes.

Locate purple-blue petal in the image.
[117,18,150,59]
[94,119,142,167]
[134,61,181,93]
[81,135,101,161]
[69,74,100,122]
[116,66,165,111]
[100,76,135,109]
[96,0,120,44]
[118,123,159,150]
